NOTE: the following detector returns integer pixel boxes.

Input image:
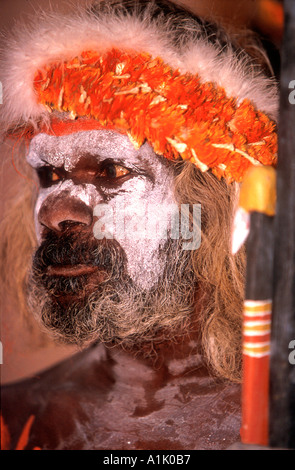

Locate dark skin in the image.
[1,341,241,450]
[1,141,241,450]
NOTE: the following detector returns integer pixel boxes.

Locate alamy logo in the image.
[289,340,295,365]
[93,202,201,250]
[288,80,295,104]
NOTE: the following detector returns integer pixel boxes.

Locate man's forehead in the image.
[27,129,159,171]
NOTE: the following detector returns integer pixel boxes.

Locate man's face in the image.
[26,129,196,347]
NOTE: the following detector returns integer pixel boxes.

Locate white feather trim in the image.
[0,3,278,134]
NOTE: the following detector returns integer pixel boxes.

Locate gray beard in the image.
[27,235,197,350]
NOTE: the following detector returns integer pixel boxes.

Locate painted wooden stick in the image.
[237,167,276,445]
[241,212,273,446]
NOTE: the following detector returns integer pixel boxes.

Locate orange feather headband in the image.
[33,48,277,183]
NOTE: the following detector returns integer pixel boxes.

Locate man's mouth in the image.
[41,264,107,299]
[46,264,99,277]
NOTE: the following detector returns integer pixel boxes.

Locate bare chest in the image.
[1,348,241,450]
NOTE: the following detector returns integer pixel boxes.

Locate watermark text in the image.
[289,339,295,365]
[288,80,295,104]
[93,202,201,250]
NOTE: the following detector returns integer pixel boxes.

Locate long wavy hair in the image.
[174,162,245,381]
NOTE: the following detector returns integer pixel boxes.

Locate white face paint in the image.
[27,130,177,289]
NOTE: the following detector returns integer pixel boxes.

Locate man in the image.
[0,0,277,450]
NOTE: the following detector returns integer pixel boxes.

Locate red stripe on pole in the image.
[241,354,269,445]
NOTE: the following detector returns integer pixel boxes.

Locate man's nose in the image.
[38,194,93,233]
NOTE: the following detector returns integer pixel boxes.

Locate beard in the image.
[27,230,197,350]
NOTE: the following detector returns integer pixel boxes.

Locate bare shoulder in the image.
[1,344,112,449]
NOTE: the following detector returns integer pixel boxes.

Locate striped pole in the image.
[237,167,276,446]
[241,299,272,445]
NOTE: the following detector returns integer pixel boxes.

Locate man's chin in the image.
[52,292,87,306]
[27,277,189,350]
[27,236,197,349]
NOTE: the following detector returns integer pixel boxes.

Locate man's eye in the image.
[98,163,131,179]
[37,167,63,187]
[51,169,61,182]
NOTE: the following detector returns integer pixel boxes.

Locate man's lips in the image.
[46,264,99,277]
